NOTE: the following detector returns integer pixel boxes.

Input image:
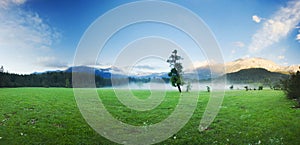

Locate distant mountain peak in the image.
[225,57,299,74]
[192,57,299,78]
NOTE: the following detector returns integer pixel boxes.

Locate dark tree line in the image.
[0,72,112,88]
[0,72,71,87]
[226,68,288,85]
[0,72,171,88]
[282,68,300,107]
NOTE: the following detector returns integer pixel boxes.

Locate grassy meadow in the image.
[0,88,299,144]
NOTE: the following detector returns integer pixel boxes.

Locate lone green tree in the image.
[167,50,183,93]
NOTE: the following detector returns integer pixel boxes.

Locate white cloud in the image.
[296,34,300,41]
[134,65,157,70]
[233,41,245,48]
[0,1,62,74]
[252,15,262,23]
[192,59,221,69]
[37,56,68,68]
[278,55,285,60]
[13,0,26,5]
[193,60,209,68]
[249,0,300,52]
[0,0,26,9]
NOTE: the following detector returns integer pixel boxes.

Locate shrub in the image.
[282,68,300,107]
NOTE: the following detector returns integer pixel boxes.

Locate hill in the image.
[225,68,288,85]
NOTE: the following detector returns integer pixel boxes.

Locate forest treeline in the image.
[225,68,288,86]
[0,72,170,88]
[0,72,75,88]
[0,68,290,88]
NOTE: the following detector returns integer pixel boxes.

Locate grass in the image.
[0,88,299,144]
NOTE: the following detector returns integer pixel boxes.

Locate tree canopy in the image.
[167,50,184,93]
[282,67,300,107]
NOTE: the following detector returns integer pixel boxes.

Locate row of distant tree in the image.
[0,71,72,88]
[281,69,300,107]
[0,71,112,88]
[0,71,171,88]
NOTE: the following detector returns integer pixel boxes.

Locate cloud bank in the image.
[249,0,300,53]
[0,0,26,9]
[0,0,63,74]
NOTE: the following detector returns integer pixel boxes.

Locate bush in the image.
[282,68,300,107]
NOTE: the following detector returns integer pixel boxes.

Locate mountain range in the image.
[185,57,298,80]
[224,57,299,74]
[194,57,299,75]
[35,57,299,81]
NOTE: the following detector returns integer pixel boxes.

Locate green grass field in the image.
[0,88,299,144]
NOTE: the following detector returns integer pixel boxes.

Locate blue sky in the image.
[0,0,299,74]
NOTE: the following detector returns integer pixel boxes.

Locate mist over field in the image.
[108,82,257,91]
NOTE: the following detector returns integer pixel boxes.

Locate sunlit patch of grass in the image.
[0,88,299,144]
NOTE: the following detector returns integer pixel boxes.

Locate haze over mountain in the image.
[225,57,299,74]
[3,57,297,88]
[31,57,299,81]
[195,57,299,75]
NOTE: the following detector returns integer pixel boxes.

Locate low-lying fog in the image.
[106,82,260,91]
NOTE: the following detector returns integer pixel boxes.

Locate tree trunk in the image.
[177,84,182,93]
